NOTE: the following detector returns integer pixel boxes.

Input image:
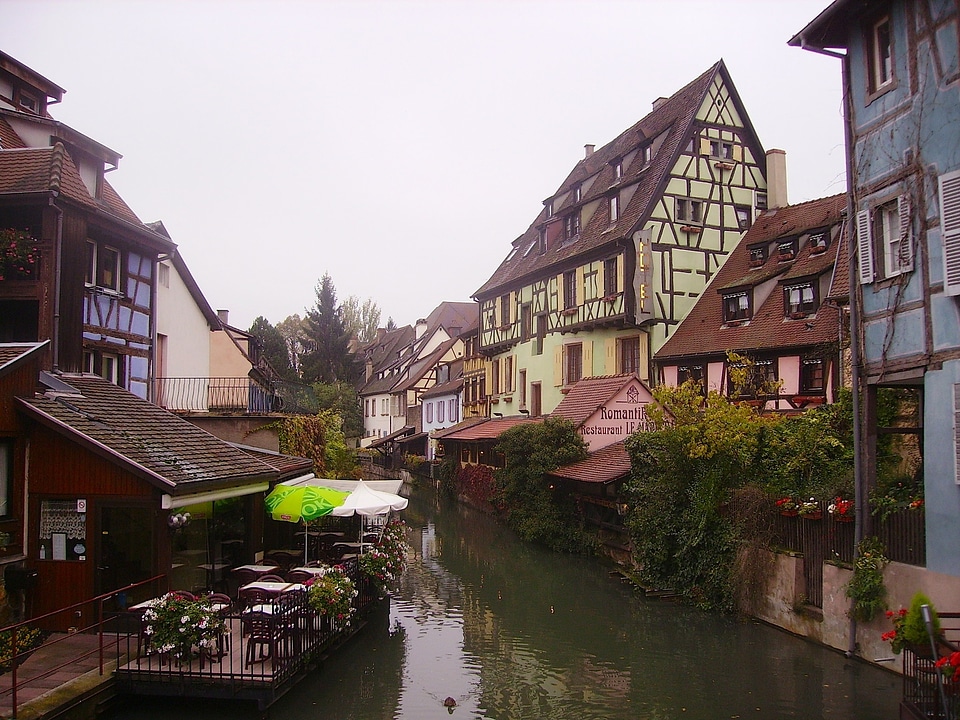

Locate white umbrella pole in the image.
[304,521,309,565]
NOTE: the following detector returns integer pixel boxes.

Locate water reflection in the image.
[104,488,900,719]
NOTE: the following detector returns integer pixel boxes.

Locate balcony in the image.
[154,378,319,415]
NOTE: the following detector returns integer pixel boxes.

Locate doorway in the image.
[96,504,155,609]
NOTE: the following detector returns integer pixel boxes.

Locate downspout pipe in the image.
[799,38,863,658]
[51,196,63,372]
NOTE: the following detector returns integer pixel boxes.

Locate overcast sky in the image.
[2,0,845,331]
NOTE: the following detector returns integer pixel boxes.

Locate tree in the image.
[493,417,591,552]
[385,316,397,331]
[275,411,359,479]
[341,296,382,345]
[248,316,296,380]
[300,274,353,384]
[314,381,363,440]
[276,314,307,378]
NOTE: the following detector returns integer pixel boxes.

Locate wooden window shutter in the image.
[583,340,594,378]
[940,171,960,296]
[732,144,742,162]
[484,360,493,394]
[556,274,565,311]
[597,262,606,297]
[898,195,914,273]
[616,255,625,293]
[856,209,875,284]
[576,266,585,306]
[605,338,616,375]
[699,137,711,156]
[510,292,517,325]
[493,298,501,328]
[553,345,563,386]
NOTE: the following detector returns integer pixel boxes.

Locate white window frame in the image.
[870,15,894,93]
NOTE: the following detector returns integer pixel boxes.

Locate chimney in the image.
[584,144,595,158]
[216,309,229,326]
[365,357,374,382]
[415,318,427,339]
[766,149,788,209]
[652,96,669,111]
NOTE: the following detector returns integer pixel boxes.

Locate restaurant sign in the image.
[578,380,656,452]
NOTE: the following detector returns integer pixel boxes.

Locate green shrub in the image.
[903,592,940,647]
[0,626,45,671]
[845,537,887,621]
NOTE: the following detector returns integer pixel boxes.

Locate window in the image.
[85,240,96,286]
[784,282,818,317]
[381,398,388,415]
[809,231,828,254]
[437,401,445,424]
[710,140,734,160]
[617,337,640,375]
[500,294,511,327]
[800,358,825,392]
[609,195,619,223]
[756,192,768,212]
[736,205,752,231]
[722,291,751,323]
[573,184,581,203]
[613,160,623,180]
[503,356,514,393]
[563,270,577,310]
[584,268,599,301]
[604,258,619,296]
[642,145,652,165]
[16,88,39,113]
[749,246,767,267]
[777,238,798,261]
[727,357,777,397]
[546,200,554,218]
[491,358,500,395]
[878,198,912,278]
[868,15,894,94]
[564,212,580,240]
[533,314,545,356]
[677,364,705,393]
[538,228,547,255]
[564,343,583,385]
[530,382,542,417]
[519,369,527,409]
[676,198,703,224]
[86,241,121,291]
[521,304,532,341]
[101,353,119,385]
[940,171,960,295]
[425,402,434,423]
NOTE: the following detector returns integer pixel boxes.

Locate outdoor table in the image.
[240,581,293,595]
[332,542,363,550]
[289,566,328,577]
[232,564,280,577]
[129,597,161,611]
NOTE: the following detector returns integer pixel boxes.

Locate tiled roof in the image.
[433,415,540,441]
[655,194,846,361]
[549,441,631,484]
[0,117,26,149]
[394,337,460,393]
[0,144,97,209]
[234,444,314,481]
[551,374,639,428]
[0,342,46,375]
[369,425,415,448]
[421,301,478,336]
[17,374,277,494]
[474,61,742,298]
[421,375,463,400]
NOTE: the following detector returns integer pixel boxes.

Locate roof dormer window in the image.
[777,238,798,261]
[15,88,40,114]
[722,291,751,323]
[809,231,828,254]
[573,184,581,203]
[546,200,554,218]
[784,281,818,318]
[613,160,623,180]
[564,211,580,240]
[749,246,767,267]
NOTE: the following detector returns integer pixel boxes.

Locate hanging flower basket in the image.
[798,498,822,520]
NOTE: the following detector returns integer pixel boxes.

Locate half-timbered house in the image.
[0,51,175,398]
[655,193,848,410]
[473,60,768,417]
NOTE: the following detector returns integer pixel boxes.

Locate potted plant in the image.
[306,566,357,629]
[798,498,822,520]
[828,497,855,522]
[884,593,944,659]
[775,497,799,517]
[360,519,407,598]
[141,593,225,661]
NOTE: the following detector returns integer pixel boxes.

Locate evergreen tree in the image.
[248,316,296,380]
[300,274,353,384]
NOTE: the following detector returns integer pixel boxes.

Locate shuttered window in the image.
[940,171,960,296]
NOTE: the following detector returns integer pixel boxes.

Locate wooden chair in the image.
[234,568,259,587]
[205,592,233,657]
[257,574,285,583]
[170,589,196,601]
[242,611,277,665]
[286,570,313,584]
[239,587,272,613]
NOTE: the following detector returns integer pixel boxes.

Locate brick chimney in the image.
[216,309,229,326]
[584,144,595,158]
[766,149,788,209]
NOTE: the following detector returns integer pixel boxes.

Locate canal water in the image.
[105,488,901,719]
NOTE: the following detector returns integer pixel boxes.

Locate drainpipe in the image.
[799,38,863,658]
[51,198,63,371]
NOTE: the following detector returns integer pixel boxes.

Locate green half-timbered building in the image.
[473,60,768,417]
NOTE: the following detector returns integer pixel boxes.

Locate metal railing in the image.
[153,378,319,415]
[0,574,166,719]
[901,613,960,720]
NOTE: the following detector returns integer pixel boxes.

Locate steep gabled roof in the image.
[433,415,539,441]
[551,374,642,428]
[17,374,277,496]
[549,441,631,484]
[656,194,846,361]
[0,342,47,375]
[475,60,762,298]
[421,301,477,337]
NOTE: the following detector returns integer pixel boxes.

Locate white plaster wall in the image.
[156,262,210,378]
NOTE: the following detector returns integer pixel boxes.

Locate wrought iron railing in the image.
[900,613,960,720]
[153,378,318,415]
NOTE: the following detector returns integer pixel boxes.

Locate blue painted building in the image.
[793,1,960,577]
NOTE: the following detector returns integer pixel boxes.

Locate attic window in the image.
[722,291,751,323]
[749,246,767,267]
[642,145,652,165]
[809,232,828,254]
[538,228,547,255]
[564,212,580,240]
[710,140,734,160]
[573,184,582,203]
[756,192,768,212]
[613,160,623,180]
[784,282,817,317]
[16,89,39,114]
[777,238,798,261]
[546,200,554,218]
[610,195,620,223]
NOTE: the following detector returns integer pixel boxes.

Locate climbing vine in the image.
[270,410,359,479]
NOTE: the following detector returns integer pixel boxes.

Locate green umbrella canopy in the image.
[264,484,350,523]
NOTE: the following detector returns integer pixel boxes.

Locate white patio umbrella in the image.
[329,480,408,553]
